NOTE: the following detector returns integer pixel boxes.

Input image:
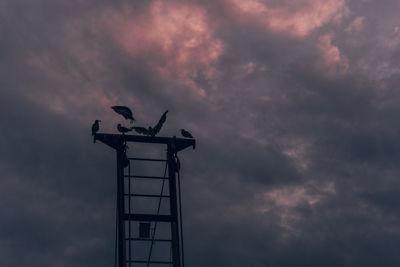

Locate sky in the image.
[1,0,400,266]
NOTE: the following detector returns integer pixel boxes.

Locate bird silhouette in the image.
[133,110,168,137]
[111,106,135,123]
[117,123,134,134]
[180,129,193,139]
[91,120,101,143]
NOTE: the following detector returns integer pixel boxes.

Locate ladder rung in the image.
[124,214,172,222]
[126,238,172,242]
[129,157,167,162]
[124,175,168,180]
[124,193,170,198]
[129,260,173,264]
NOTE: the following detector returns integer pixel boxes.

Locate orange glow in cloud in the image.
[112,1,223,98]
[230,0,346,37]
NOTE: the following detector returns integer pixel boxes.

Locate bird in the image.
[111,106,135,124]
[92,120,101,136]
[91,120,100,143]
[180,129,193,139]
[133,110,168,137]
[117,123,133,134]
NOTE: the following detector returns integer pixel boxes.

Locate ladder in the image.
[94,133,194,267]
[124,156,175,266]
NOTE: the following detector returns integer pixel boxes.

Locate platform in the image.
[94,133,196,152]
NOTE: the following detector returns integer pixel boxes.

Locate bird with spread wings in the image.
[117,123,134,134]
[133,110,168,137]
[111,106,136,124]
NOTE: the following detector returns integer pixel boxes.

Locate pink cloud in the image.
[230,0,347,37]
[256,182,336,232]
[344,16,366,33]
[110,1,224,98]
[21,1,223,122]
[241,61,267,75]
[317,33,349,76]
[388,26,400,49]
[282,139,312,172]
[265,185,324,207]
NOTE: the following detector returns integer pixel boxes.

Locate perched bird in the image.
[117,123,134,134]
[111,106,136,124]
[180,129,193,139]
[92,120,101,136]
[133,110,168,137]
[91,120,101,143]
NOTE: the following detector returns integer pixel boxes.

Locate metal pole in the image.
[116,145,126,267]
[167,143,181,267]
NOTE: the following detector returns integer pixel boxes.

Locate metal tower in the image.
[94,133,195,267]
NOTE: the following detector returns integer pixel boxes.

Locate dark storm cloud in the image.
[2,0,400,266]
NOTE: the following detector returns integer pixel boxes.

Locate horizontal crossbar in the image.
[129,260,173,264]
[124,175,168,180]
[129,157,167,162]
[126,238,172,242]
[124,214,173,222]
[124,193,170,198]
[94,133,195,152]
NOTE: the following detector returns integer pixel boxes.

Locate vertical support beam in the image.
[116,144,126,267]
[167,142,181,267]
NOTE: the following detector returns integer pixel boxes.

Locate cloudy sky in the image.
[2,0,400,266]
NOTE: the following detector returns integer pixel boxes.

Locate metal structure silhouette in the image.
[94,133,195,267]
